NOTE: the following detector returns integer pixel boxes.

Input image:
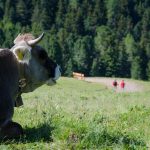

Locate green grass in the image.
[1,77,150,149]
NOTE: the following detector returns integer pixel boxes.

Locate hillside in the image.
[85,77,144,92]
[1,77,150,149]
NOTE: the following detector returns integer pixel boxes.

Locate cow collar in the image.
[18,62,27,90]
[15,63,27,107]
[19,78,26,89]
[16,62,35,107]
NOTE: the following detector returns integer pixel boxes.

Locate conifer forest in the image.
[0,0,150,80]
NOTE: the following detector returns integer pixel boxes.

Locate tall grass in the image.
[0,77,150,149]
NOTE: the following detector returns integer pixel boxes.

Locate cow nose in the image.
[54,65,61,80]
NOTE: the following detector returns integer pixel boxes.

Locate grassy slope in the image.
[1,77,150,149]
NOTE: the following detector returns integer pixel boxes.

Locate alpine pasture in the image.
[1,77,150,149]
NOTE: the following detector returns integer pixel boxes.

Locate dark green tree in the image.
[16,0,30,26]
[40,0,57,30]
[94,26,118,76]
[117,41,130,77]
[131,56,143,80]
[56,0,67,28]
[4,0,16,23]
[125,33,147,79]
[73,36,93,75]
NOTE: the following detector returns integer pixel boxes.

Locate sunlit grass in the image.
[1,77,150,149]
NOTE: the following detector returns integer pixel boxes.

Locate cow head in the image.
[11,33,61,92]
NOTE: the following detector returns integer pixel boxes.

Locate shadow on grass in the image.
[24,123,55,142]
[0,123,54,144]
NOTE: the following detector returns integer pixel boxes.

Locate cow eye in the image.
[38,50,47,60]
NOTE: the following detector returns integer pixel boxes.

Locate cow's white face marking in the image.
[54,65,61,80]
[46,65,61,85]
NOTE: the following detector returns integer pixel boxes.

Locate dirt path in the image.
[85,77,143,92]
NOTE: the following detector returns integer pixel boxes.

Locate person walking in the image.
[120,80,125,90]
[112,80,118,89]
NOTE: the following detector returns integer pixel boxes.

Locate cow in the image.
[0,33,61,138]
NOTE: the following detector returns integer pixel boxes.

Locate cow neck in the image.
[18,62,25,79]
[18,62,28,90]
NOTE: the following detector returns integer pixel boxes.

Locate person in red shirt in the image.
[120,80,125,89]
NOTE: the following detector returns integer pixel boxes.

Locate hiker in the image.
[112,80,118,89]
[120,80,125,89]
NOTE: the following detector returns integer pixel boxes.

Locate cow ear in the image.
[13,47,31,62]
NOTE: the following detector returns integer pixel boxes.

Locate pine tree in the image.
[40,0,57,30]
[125,33,146,79]
[16,0,29,26]
[31,0,42,33]
[106,0,119,28]
[32,0,41,24]
[92,0,106,26]
[75,7,84,35]
[55,0,67,28]
[48,29,62,65]
[94,26,118,76]
[131,56,142,79]
[146,61,150,80]
[0,28,5,46]
[4,0,16,22]
[64,7,77,34]
[91,58,105,76]
[73,36,93,75]
[0,0,4,20]
[57,28,71,75]
[117,41,130,77]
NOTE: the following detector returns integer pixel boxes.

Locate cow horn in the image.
[27,33,45,46]
[14,33,21,44]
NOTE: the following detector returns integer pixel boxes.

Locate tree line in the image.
[0,0,150,80]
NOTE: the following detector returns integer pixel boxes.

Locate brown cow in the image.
[0,33,61,138]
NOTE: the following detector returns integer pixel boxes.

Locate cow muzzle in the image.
[46,65,61,86]
[54,65,61,80]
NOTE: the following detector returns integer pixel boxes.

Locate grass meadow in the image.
[1,77,150,149]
